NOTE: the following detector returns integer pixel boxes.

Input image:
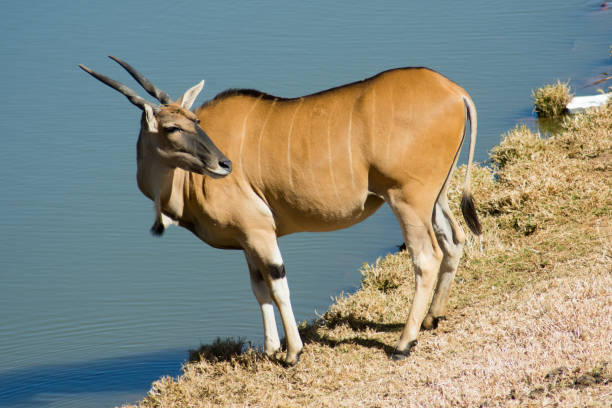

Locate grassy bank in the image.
[124,104,611,408]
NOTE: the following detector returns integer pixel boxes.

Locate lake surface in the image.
[0,1,610,407]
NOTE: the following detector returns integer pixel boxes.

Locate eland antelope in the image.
[79,57,482,364]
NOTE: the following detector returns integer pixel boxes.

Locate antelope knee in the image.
[268,264,286,280]
[413,251,442,279]
[266,265,291,305]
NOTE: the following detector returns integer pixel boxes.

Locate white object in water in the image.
[567,93,611,113]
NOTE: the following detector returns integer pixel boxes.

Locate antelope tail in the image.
[460,96,482,236]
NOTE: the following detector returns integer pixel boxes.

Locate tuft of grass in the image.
[489,124,546,169]
[124,104,612,408]
[532,80,573,117]
[188,337,248,363]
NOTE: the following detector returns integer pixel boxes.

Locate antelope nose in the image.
[219,159,232,173]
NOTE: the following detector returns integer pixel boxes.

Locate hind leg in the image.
[386,191,443,360]
[422,195,466,329]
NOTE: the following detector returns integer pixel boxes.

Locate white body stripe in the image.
[347,106,355,188]
[239,97,262,177]
[286,99,303,190]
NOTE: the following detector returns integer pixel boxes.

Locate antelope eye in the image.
[165,126,181,133]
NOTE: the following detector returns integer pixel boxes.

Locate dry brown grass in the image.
[532,80,573,118]
[123,105,611,408]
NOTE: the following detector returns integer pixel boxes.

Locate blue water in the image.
[0,1,610,407]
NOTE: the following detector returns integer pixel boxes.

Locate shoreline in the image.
[124,103,611,407]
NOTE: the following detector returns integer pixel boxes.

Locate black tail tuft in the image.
[461,193,482,235]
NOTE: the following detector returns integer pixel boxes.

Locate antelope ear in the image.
[177,80,205,110]
[144,104,158,132]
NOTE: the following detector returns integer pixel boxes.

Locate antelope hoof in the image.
[264,343,281,358]
[283,350,302,367]
[391,340,417,361]
[421,315,446,330]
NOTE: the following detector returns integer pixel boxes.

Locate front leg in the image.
[243,230,303,365]
[245,254,281,356]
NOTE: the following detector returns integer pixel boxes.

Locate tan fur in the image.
[182,69,467,238]
[83,61,480,365]
[163,69,478,362]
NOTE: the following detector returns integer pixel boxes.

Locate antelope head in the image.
[79,56,232,235]
[79,56,232,178]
